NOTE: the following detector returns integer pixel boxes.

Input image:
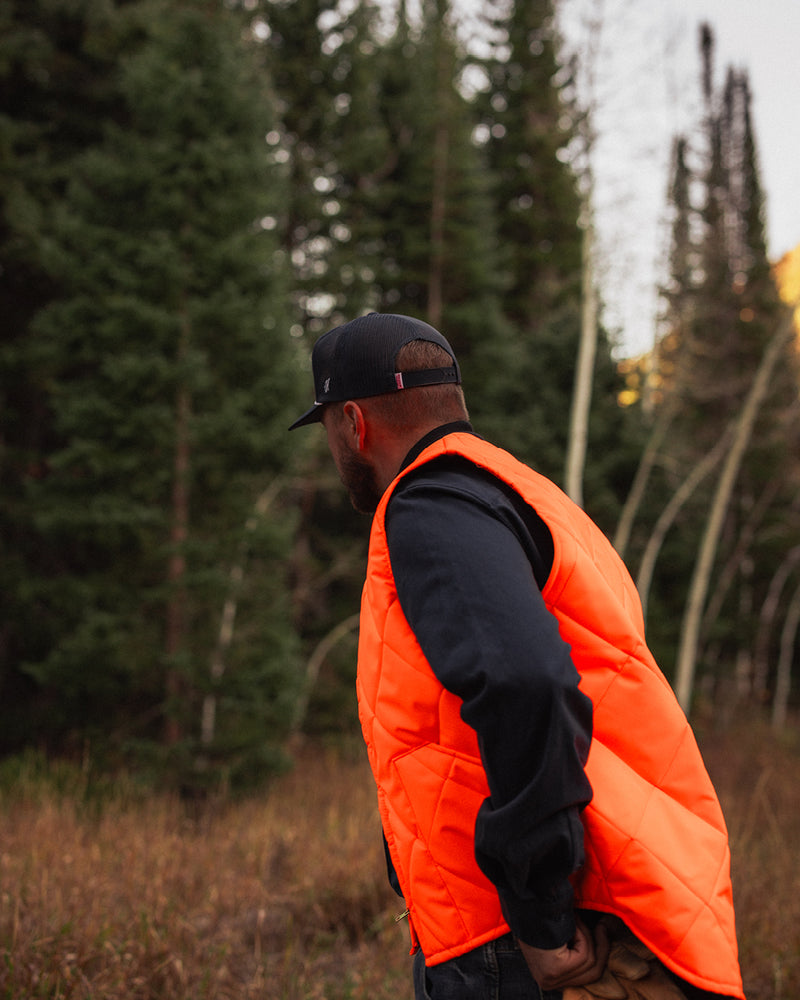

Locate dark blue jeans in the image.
[413,934,561,1000]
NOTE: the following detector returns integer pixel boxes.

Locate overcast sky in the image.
[557,0,800,355]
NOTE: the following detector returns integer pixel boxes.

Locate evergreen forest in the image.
[2,0,798,791]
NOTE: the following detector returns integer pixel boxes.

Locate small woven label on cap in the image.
[395,373,404,389]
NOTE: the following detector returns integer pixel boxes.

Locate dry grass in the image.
[698,720,800,1000]
[1,722,798,999]
[0,745,408,999]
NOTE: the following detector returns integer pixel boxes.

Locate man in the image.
[290,312,745,1000]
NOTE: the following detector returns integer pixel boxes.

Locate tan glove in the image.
[562,918,688,1000]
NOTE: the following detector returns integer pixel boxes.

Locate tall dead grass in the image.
[0,745,408,999]
[698,720,800,1000]
[0,722,797,999]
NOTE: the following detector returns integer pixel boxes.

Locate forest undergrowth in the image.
[0,719,797,999]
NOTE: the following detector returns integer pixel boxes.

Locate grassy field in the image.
[0,720,798,999]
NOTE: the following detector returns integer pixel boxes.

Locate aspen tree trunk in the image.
[288,612,360,749]
[636,431,729,619]
[674,311,797,711]
[772,581,800,731]
[201,477,284,747]
[613,407,674,558]
[753,546,800,699]
[700,473,783,640]
[564,0,603,507]
[565,201,597,507]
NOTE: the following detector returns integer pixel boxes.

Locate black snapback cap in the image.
[289,313,461,430]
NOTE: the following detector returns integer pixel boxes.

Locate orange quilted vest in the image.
[357,432,743,998]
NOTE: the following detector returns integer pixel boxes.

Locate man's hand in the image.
[560,918,689,1000]
[517,916,611,991]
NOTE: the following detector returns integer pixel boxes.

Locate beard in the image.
[339,448,383,514]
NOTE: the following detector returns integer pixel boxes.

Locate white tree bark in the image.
[287,613,360,748]
[565,196,598,507]
[563,0,604,508]
[753,545,800,699]
[636,429,730,619]
[201,477,284,747]
[700,473,783,641]
[772,581,800,731]
[613,406,675,559]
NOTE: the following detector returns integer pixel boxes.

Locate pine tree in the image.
[469,0,634,532]
[477,0,583,328]
[347,0,507,356]
[266,0,516,735]
[259,0,370,336]
[258,0,397,708]
[5,0,301,783]
[0,0,131,749]
[656,136,695,397]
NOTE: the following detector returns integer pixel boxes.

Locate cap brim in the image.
[288,402,325,431]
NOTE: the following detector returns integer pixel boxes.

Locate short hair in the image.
[366,340,468,432]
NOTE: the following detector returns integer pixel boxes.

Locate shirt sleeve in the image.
[385,465,594,950]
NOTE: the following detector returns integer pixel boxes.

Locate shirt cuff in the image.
[499,885,577,950]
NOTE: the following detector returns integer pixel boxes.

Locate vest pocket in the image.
[392,743,497,890]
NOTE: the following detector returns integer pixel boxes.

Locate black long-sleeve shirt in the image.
[383,423,594,949]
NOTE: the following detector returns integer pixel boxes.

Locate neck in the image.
[399,420,474,471]
[372,420,474,494]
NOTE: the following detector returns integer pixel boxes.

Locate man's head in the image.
[288,313,462,430]
[290,313,468,512]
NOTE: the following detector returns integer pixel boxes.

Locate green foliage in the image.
[0,744,154,815]
[0,0,303,782]
[466,0,633,530]
[476,0,583,326]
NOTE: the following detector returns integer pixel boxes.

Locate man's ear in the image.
[342,400,367,450]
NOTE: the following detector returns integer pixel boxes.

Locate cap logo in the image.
[395,373,405,389]
[323,377,331,393]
